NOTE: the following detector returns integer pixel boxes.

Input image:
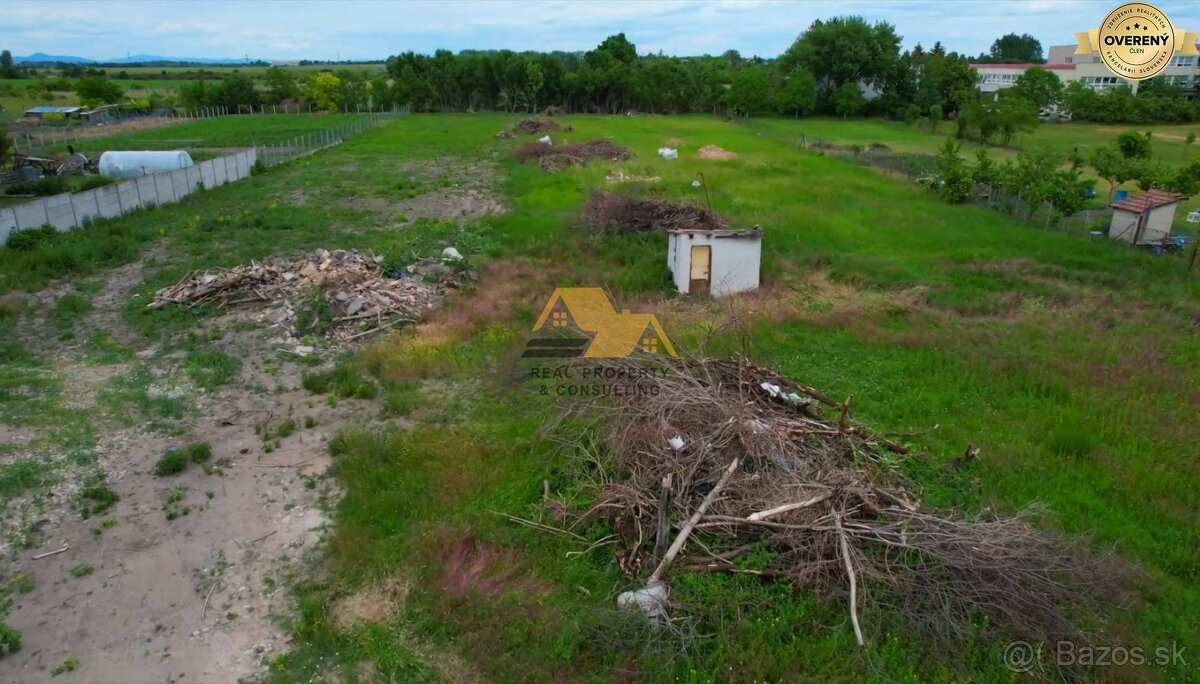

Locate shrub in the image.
[154,450,189,476]
[4,225,58,252]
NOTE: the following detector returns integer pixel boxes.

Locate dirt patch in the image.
[330,577,412,627]
[513,140,632,172]
[337,159,505,221]
[578,191,727,233]
[696,145,738,160]
[665,138,684,148]
[0,245,404,682]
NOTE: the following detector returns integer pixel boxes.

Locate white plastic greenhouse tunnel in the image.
[98,151,195,180]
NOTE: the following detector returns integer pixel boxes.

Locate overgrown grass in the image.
[270,114,1197,681]
[6,112,1197,680]
[182,349,241,390]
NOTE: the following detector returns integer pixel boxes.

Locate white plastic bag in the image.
[538,135,552,145]
[657,147,678,159]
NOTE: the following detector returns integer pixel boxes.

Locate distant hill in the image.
[15,53,260,66]
[15,52,92,64]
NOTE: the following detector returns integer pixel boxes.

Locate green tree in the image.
[304,72,343,112]
[0,128,12,169]
[1116,130,1152,160]
[987,33,1043,63]
[995,96,1038,145]
[75,75,123,107]
[934,138,972,203]
[1089,147,1132,202]
[216,72,260,111]
[0,50,17,79]
[727,65,773,117]
[777,67,816,117]
[973,148,998,186]
[263,66,299,104]
[831,81,866,119]
[1010,66,1062,109]
[779,16,901,109]
[525,61,544,112]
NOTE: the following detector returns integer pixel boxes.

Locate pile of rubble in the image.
[149,249,465,343]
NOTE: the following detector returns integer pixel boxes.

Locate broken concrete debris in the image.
[150,249,469,343]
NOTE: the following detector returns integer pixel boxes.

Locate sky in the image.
[2,0,1200,63]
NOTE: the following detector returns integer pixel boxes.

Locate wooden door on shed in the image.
[689,245,711,295]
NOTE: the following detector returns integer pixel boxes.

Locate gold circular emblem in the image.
[1098,2,1175,80]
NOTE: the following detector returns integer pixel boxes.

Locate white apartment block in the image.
[971,43,1200,98]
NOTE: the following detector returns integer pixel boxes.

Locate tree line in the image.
[3,19,1199,126]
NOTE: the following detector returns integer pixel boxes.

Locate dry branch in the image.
[551,355,1125,660]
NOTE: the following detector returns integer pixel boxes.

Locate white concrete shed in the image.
[1108,189,1188,245]
[667,228,762,297]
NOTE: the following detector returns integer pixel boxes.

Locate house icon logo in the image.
[522,287,677,358]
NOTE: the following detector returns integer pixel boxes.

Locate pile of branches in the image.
[578,191,726,233]
[513,139,632,172]
[554,357,1124,654]
[511,117,561,134]
[149,249,451,343]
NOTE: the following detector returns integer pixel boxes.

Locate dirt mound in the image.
[514,139,632,172]
[541,105,565,117]
[149,249,461,343]
[578,191,726,233]
[511,117,561,134]
[665,138,684,147]
[696,144,738,160]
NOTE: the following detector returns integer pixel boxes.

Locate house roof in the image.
[1110,189,1189,213]
[968,63,1076,70]
[23,106,83,114]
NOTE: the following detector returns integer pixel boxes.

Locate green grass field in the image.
[2,113,1197,681]
[8,113,372,158]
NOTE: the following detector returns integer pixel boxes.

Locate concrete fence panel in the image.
[136,176,158,207]
[185,166,202,191]
[118,181,142,212]
[44,194,75,231]
[95,185,123,219]
[199,159,217,188]
[72,191,100,225]
[0,210,17,245]
[170,168,190,200]
[13,201,50,231]
[153,173,175,205]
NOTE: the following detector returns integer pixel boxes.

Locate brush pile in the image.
[578,191,726,233]
[556,357,1122,652]
[149,249,454,343]
[511,117,561,134]
[513,139,632,172]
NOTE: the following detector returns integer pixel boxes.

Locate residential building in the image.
[970,43,1200,98]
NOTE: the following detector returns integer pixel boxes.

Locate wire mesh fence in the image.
[256,105,409,167]
[811,143,1115,237]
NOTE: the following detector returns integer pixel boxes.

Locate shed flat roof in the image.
[24,106,83,114]
[667,228,762,238]
[1110,189,1188,213]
